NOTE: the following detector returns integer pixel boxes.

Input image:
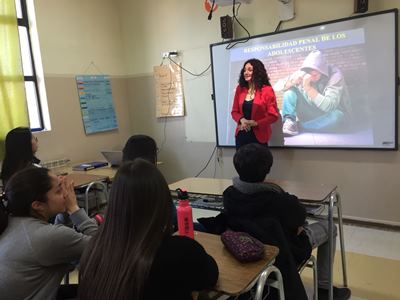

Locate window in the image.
[15,0,50,131]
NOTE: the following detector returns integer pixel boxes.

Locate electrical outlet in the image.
[161,50,179,58]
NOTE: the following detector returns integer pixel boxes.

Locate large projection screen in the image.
[211,10,398,150]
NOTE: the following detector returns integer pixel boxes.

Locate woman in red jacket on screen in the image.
[231,58,279,149]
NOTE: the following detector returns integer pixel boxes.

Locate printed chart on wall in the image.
[76,75,118,134]
[154,63,185,118]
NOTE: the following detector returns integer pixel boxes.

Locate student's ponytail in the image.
[0,167,52,235]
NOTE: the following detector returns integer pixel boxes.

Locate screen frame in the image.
[210,9,398,150]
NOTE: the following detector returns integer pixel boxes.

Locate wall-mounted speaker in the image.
[354,0,368,13]
[220,15,233,39]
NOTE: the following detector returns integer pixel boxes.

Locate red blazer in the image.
[231,85,279,144]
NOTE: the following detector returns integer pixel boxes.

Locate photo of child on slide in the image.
[276,50,351,137]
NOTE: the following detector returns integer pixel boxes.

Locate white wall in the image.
[31,0,131,163]
[34,0,125,76]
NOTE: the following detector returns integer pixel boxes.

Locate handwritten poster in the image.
[76,75,118,134]
[154,63,185,118]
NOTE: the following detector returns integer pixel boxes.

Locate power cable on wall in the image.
[168,57,211,77]
[225,1,251,50]
[158,56,211,153]
[195,146,217,178]
[167,57,216,178]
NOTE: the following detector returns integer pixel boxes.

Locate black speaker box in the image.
[354,0,368,13]
[220,15,233,39]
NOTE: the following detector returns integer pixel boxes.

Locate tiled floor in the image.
[340,224,400,261]
[302,248,400,300]
[300,223,400,300]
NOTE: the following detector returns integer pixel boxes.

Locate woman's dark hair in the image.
[1,127,35,184]
[122,135,157,165]
[238,58,271,90]
[234,143,273,183]
[0,167,52,235]
[79,159,173,300]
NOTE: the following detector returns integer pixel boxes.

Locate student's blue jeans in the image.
[303,221,338,290]
[282,88,345,132]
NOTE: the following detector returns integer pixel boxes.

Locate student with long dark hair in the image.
[231,58,280,149]
[79,159,218,300]
[122,134,158,164]
[0,167,98,300]
[0,127,40,185]
[122,134,183,231]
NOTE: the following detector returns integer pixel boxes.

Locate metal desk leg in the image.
[84,181,108,214]
[310,256,318,300]
[328,192,335,300]
[335,192,348,287]
[255,266,285,300]
[313,257,318,300]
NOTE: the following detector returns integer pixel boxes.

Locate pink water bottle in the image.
[176,188,194,239]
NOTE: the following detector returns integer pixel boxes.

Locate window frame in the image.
[16,0,44,131]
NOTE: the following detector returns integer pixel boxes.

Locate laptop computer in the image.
[101,150,123,167]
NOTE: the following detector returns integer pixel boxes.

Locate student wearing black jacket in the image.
[200,143,350,300]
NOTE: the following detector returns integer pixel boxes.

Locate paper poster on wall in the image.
[154,63,185,118]
[76,75,118,134]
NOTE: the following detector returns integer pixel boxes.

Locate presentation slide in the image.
[211,10,397,149]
